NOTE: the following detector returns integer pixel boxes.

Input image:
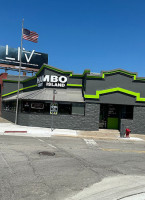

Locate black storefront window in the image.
[121,105,133,119]
[22,101,45,113]
[22,101,30,112]
[21,101,84,115]
[22,101,51,114]
[58,103,72,115]
[107,104,119,117]
[43,103,50,113]
[22,101,31,112]
[3,101,16,111]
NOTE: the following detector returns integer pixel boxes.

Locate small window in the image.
[44,103,50,113]
[58,103,72,115]
[72,103,85,115]
[121,105,133,119]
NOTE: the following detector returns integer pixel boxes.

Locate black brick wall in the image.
[2,110,16,123]
[120,106,145,134]
[3,104,145,134]
[2,103,100,131]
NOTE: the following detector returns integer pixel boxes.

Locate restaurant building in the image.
[1,64,145,134]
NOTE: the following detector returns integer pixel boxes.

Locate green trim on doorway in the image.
[107,117,119,129]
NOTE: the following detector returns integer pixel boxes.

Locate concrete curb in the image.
[52,134,145,142]
[0,122,144,141]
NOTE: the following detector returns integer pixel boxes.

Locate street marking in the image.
[47,144,57,149]
[37,138,57,149]
[83,138,145,154]
[38,139,45,142]
[101,148,145,154]
[84,139,97,146]
[0,152,14,173]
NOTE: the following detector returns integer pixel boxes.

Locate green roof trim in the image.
[84,87,145,102]
[71,69,90,78]
[3,79,21,83]
[38,65,72,75]
[38,65,90,78]
[67,84,82,87]
[3,68,145,83]
[16,65,90,83]
[22,76,35,83]
[86,69,139,80]
[2,85,37,97]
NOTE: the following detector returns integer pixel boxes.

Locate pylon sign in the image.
[50,103,58,115]
[0,45,48,69]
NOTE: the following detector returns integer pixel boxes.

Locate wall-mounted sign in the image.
[0,45,48,69]
[50,103,58,115]
[37,75,67,88]
[31,103,44,109]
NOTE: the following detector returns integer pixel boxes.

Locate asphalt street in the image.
[0,135,145,200]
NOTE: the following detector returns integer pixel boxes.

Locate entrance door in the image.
[99,104,108,129]
[99,104,120,130]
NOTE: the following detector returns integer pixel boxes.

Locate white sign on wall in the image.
[37,75,67,88]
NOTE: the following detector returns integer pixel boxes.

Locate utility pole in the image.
[15,18,24,124]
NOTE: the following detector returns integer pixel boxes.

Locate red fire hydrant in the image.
[126,128,131,138]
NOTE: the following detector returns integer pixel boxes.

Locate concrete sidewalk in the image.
[0,122,77,137]
[66,175,145,200]
[78,130,145,142]
[0,120,145,142]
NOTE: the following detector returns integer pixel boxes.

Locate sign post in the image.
[50,89,57,131]
[15,19,24,124]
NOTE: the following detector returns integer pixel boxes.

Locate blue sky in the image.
[1,0,145,76]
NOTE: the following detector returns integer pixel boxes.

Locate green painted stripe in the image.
[135,78,145,81]
[2,83,82,97]
[2,89,21,97]
[67,84,82,87]
[84,87,145,102]
[71,75,83,77]
[2,85,37,97]
[22,85,37,91]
